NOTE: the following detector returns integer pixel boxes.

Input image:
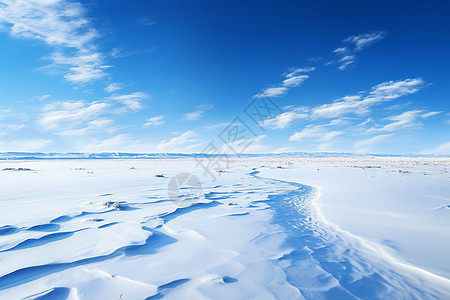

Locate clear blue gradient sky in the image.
[0,0,449,154]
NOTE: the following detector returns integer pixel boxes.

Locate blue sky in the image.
[0,0,449,154]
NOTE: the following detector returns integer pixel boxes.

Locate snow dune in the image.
[0,158,449,299]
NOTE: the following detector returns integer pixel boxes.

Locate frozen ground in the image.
[0,157,449,299]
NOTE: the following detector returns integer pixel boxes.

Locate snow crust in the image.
[0,157,449,299]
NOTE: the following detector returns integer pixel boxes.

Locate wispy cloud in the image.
[262,78,427,130]
[58,119,115,136]
[422,141,450,155]
[79,134,153,153]
[289,123,344,151]
[260,77,436,152]
[220,134,268,154]
[5,124,26,131]
[38,91,150,137]
[312,78,426,118]
[354,133,394,149]
[263,108,309,129]
[38,100,111,133]
[106,92,150,112]
[331,31,386,70]
[143,115,165,127]
[0,138,53,152]
[105,83,123,93]
[135,17,156,27]
[0,123,26,137]
[368,110,440,133]
[183,103,214,121]
[254,67,314,98]
[34,94,51,101]
[0,0,108,84]
[289,125,344,142]
[345,32,386,51]
[156,131,201,152]
[110,47,155,59]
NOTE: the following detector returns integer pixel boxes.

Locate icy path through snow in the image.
[251,169,450,299]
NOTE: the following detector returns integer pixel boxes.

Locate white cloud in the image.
[105,83,123,93]
[50,51,110,84]
[284,67,315,78]
[107,92,150,112]
[143,115,165,127]
[156,131,201,152]
[308,57,322,62]
[76,134,160,153]
[328,118,351,126]
[312,95,366,118]
[80,134,139,152]
[368,78,426,100]
[421,111,441,118]
[422,142,450,155]
[220,134,268,154]
[38,92,151,136]
[264,109,308,129]
[35,94,51,101]
[312,78,426,118]
[261,78,427,140]
[254,67,313,98]
[135,18,156,27]
[273,146,295,153]
[38,101,110,131]
[337,60,355,70]
[0,124,27,137]
[368,109,438,133]
[183,111,204,121]
[289,127,323,141]
[282,75,309,88]
[340,55,355,62]
[254,86,288,98]
[289,125,344,142]
[58,118,114,136]
[199,122,230,131]
[344,31,386,51]
[196,103,214,110]
[332,31,386,70]
[0,138,53,152]
[0,0,108,84]
[110,47,155,59]
[184,103,214,121]
[354,134,394,148]
[6,124,26,131]
[333,46,348,54]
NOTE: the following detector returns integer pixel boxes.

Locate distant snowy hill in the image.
[0,152,447,160]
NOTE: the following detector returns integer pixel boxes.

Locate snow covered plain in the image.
[0,157,449,299]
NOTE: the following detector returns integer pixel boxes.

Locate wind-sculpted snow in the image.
[0,159,449,299]
[251,170,450,299]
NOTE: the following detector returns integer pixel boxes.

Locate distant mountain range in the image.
[0,152,448,160]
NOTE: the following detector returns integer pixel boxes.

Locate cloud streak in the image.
[263,78,427,130]
[332,31,386,70]
[143,115,165,127]
[184,103,214,121]
[312,78,426,118]
[0,0,108,84]
[156,131,201,152]
[254,67,314,98]
[368,110,440,133]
